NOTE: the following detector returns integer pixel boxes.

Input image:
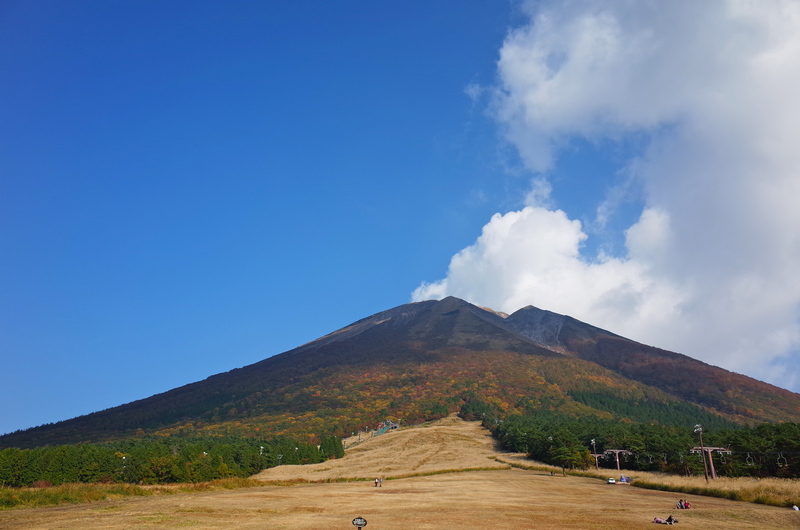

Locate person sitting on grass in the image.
[653,515,679,525]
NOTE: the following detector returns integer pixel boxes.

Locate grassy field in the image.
[0,478,268,510]
[494,455,800,508]
[1,416,799,529]
[588,470,800,507]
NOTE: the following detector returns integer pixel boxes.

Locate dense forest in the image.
[461,400,800,478]
[0,434,344,488]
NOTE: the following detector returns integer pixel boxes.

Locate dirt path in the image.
[1,416,798,529]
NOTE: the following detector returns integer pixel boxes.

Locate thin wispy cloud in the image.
[414,0,800,390]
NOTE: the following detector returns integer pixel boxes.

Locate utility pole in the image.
[591,439,599,469]
[694,425,710,482]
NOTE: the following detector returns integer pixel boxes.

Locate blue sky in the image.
[3,1,800,436]
[0,0,523,434]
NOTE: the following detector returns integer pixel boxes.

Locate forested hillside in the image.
[0,434,343,488]
[478,403,800,479]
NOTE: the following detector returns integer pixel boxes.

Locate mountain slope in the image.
[2,297,799,448]
[503,305,800,422]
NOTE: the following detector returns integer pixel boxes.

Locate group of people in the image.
[653,498,799,523]
[652,500,689,524]
[373,477,382,487]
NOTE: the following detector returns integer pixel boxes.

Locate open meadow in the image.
[1,416,799,529]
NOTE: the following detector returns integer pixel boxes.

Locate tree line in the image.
[0,434,344,488]
[462,400,800,478]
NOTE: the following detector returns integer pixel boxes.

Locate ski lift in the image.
[663,454,668,465]
[719,452,727,465]
[746,453,754,467]
[777,452,788,468]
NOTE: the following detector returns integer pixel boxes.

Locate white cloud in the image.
[414,0,800,390]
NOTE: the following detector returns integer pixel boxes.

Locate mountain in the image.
[2,297,799,449]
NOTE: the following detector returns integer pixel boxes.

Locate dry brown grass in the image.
[1,415,799,529]
[492,447,800,508]
[613,473,800,506]
[252,413,508,483]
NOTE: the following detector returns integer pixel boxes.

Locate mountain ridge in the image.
[2,297,798,448]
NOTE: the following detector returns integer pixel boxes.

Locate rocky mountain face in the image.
[2,297,799,448]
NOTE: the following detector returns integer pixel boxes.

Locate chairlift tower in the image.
[690,446,730,480]
[604,449,631,471]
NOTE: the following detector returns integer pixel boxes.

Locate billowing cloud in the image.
[414,0,800,390]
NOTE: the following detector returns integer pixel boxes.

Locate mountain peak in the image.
[2,296,799,448]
